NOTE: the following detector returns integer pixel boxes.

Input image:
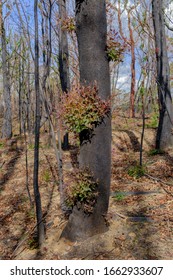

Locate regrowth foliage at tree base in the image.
[65,168,98,214]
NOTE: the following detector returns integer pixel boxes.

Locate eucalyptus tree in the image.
[152,0,173,149]
[0,0,12,139]
[33,0,45,246]
[58,0,70,150]
[62,0,111,241]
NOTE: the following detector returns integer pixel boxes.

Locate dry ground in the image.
[0,114,173,260]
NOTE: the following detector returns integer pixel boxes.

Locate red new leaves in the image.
[59,83,110,134]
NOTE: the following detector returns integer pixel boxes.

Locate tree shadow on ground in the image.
[3,149,58,260]
[122,130,141,152]
[164,152,173,165]
[0,149,22,192]
[113,130,140,152]
[114,129,154,153]
[42,152,58,217]
[124,194,159,259]
[0,192,34,259]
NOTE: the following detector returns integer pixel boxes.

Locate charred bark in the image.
[61,0,111,241]
[0,2,12,139]
[152,0,173,149]
[33,0,45,246]
[58,0,70,150]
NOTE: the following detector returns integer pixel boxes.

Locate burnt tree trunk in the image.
[152,0,173,149]
[0,2,12,139]
[58,0,70,150]
[61,0,111,241]
[33,0,45,246]
[26,51,31,134]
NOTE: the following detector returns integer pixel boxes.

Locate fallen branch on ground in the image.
[145,173,173,197]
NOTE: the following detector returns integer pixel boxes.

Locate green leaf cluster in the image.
[146,113,158,129]
[106,46,124,62]
[42,170,51,182]
[0,142,4,149]
[65,169,98,214]
[61,17,76,33]
[106,31,127,62]
[148,149,164,156]
[128,165,146,179]
[113,193,125,201]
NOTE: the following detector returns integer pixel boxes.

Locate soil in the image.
[0,114,173,260]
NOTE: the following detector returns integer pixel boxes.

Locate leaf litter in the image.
[0,114,173,259]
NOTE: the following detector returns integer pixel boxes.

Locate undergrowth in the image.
[113,193,125,201]
[128,165,146,179]
[65,168,98,214]
[148,149,164,156]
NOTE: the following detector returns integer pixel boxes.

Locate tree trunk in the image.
[33,0,45,246]
[152,0,173,149]
[58,0,70,150]
[128,10,136,118]
[26,51,31,134]
[18,42,22,135]
[61,0,111,241]
[0,2,12,139]
[40,0,53,130]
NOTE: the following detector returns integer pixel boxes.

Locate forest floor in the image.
[0,113,173,260]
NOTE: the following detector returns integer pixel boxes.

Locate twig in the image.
[10,205,66,259]
[161,187,173,198]
[145,173,173,197]
[0,210,14,223]
[10,209,50,259]
[145,173,173,186]
[115,211,127,219]
[0,161,5,168]
[166,204,173,242]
